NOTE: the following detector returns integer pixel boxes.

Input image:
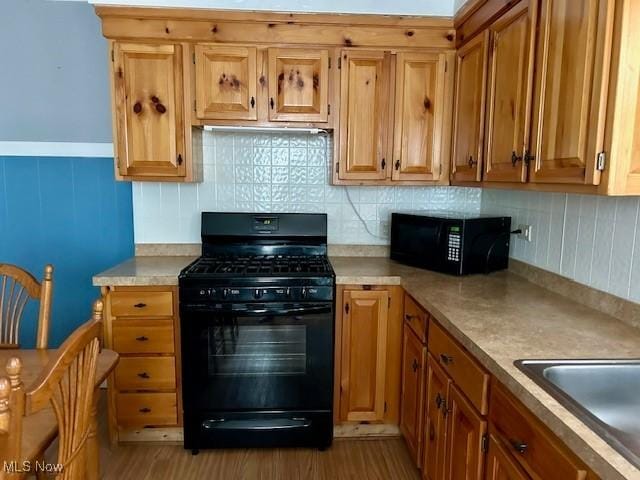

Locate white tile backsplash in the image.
[133,130,481,245]
[482,188,640,302]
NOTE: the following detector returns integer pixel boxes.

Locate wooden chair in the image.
[0,300,103,480]
[0,264,54,349]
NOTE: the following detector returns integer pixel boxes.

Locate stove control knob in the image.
[286,287,291,298]
[254,288,264,299]
[301,287,308,299]
[199,289,207,297]
[222,288,229,299]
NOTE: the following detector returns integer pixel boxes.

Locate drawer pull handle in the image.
[134,302,147,308]
[135,336,149,342]
[137,372,150,379]
[440,354,454,365]
[404,314,414,321]
[139,407,152,413]
[435,392,444,410]
[510,440,528,454]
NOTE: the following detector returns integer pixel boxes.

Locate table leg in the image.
[86,387,100,480]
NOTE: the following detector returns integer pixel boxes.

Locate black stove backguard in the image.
[179,213,335,453]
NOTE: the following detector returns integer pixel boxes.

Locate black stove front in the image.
[179,213,335,453]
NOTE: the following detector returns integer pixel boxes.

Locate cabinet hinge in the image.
[596,151,606,171]
[388,296,391,309]
[335,161,339,173]
[328,104,331,115]
[192,52,196,64]
[384,401,388,413]
[111,49,114,62]
[444,60,448,73]
[194,99,196,112]
[524,150,535,166]
[481,434,489,453]
[338,56,342,69]
[328,57,332,69]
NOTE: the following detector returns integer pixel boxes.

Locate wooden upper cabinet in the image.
[400,326,427,466]
[528,0,613,185]
[340,289,389,422]
[392,52,452,182]
[195,45,257,120]
[444,383,487,480]
[268,48,329,122]
[423,354,450,480]
[112,42,187,179]
[338,50,391,181]
[486,435,531,480]
[451,32,489,183]
[484,0,536,183]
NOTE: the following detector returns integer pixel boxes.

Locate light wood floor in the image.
[43,392,421,480]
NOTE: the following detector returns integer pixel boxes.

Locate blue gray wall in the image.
[0,0,112,143]
[0,0,133,347]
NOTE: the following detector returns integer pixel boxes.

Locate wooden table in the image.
[0,348,119,480]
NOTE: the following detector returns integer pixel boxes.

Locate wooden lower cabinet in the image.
[445,383,487,480]
[102,285,182,444]
[335,285,403,427]
[423,354,450,480]
[400,325,427,465]
[486,435,530,480]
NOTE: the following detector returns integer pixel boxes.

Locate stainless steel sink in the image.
[515,359,640,469]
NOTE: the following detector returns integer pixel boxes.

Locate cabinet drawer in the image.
[428,321,489,414]
[490,383,589,480]
[116,392,177,427]
[112,319,175,354]
[111,290,174,317]
[403,293,428,342]
[115,356,176,391]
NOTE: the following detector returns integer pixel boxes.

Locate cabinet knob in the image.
[510,439,528,454]
[250,96,255,108]
[412,359,419,373]
[270,97,275,109]
[177,154,183,166]
[395,159,401,170]
[381,158,386,170]
[344,303,350,315]
[511,151,523,166]
[440,353,454,365]
[435,392,444,410]
[468,155,477,168]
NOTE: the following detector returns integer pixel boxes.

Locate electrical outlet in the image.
[380,222,390,237]
[518,224,533,242]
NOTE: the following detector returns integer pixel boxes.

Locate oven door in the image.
[181,302,334,413]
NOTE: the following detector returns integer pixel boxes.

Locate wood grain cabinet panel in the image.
[486,435,531,480]
[195,45,258,120]
[115,356,177,391]
[112,318,175,354]
[112,42,187,179]
[268,48,329,122]
[483,0,536,183]
[110,290,174,317]
[116,392,178,427]
[529,0,613,185]
[340,289,389,422]
[338,50,391,181]
[444,383,487,480]
[392,52,451,182]
[451,31,489,182]
[400,326,427,466]
[422,354,450,480]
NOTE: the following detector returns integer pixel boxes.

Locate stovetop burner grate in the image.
[183,254,333,277]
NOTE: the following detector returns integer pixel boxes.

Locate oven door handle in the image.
[239,305,332,316]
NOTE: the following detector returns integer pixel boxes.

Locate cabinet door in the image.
[528,0,613,185]
[392,52,452,182]
[484,0,537,183]
[486,435,531,480]
[268,48,329,122]
[340,289,389,422]
[451,32,489,182]
[400,326,427,466]
[444,383,487,480]
[338,50,391,181]
[423,354,450,480]
[112,42,186,179]
[195,45,257,120]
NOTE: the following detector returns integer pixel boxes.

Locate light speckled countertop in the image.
[94,256,640,479]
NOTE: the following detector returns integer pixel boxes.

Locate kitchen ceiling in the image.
[60,0,457,16]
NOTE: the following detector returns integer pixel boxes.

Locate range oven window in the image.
[208,323,307,377]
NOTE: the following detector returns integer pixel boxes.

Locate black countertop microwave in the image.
[390,212,512,276]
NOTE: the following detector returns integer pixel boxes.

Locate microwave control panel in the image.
[447,226,461,262]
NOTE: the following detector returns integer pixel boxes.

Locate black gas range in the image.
[179,212,335,454]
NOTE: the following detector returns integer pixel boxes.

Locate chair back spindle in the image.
[0,264,54,349]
